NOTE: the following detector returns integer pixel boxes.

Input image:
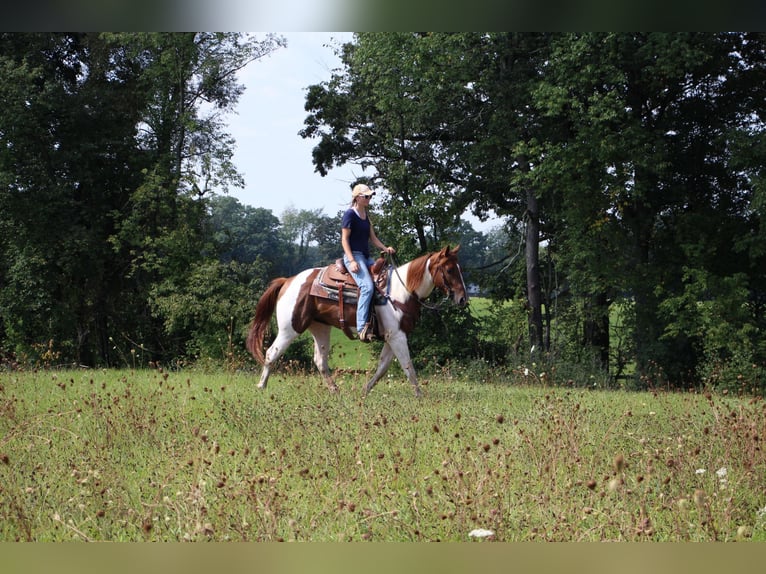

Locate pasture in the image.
[1,366,765,541]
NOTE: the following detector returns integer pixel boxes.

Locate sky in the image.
[222,32,360,218]
[221,31,497,232]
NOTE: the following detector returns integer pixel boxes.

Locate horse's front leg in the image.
[363,342,395,396]
[393,335,422,398]
[368,333,421,398]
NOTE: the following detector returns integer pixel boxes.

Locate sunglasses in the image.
[360,193,375,198]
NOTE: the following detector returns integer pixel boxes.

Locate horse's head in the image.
[430,245,469,307]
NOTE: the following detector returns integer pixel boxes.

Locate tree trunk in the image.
[525,186,544,354]
[583,290,610,370]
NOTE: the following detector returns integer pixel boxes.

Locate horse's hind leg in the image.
[308,322,337,392]
[258,327,299,389]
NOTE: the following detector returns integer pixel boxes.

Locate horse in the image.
[246,245,468,397]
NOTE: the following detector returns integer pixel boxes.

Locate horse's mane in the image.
[405,252,433,294]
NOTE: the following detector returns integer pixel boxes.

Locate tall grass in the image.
[1,367,765,541]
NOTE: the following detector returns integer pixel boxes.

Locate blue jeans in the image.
[343,251,375,332]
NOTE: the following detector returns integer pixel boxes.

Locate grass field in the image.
[1,366,765,541]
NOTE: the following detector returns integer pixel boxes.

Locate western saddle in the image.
[309,254,390,340]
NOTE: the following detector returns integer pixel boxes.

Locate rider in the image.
[341,184,396,342]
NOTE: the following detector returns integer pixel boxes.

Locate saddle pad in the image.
[309,266,359,304]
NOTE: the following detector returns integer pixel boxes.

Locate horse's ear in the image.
[439,245,460,258]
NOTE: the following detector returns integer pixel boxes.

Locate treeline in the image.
[2,33,766,393]
[0,32,292,366]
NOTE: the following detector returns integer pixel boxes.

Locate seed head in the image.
[737,525,750,539]
[613,454,625,473]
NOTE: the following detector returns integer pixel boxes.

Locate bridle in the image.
[386,252,458,312]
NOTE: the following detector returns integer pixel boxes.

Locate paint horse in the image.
[246,246,468,397]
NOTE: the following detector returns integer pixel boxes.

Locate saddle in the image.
[309,254,390,340]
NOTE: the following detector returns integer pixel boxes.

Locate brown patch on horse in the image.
[386,252,432,335]
[290,269,320,333]
[397,297,422,334]
[405,253,432,294]
[429,247,456,293]
[291,269,359,334]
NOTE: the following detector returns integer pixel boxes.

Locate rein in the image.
[385,252,452,312]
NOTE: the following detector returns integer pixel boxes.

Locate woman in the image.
[341,184,396,342]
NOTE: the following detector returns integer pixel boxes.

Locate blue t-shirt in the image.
[341,208,371,258]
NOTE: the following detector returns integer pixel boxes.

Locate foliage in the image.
[207,195,283,269]
[406,303,480,372]
[0,33,147,364]
[302,33,552,354]
[532,33,766,386]
[469,298,528,367]
[0,33,284,366]
[279,206,339,273]
[301,33,487,253]
[149,259,265,363]
[659,267,766,394]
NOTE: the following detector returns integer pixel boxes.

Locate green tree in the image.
[467,33,555,354]
[302,33,553,354]
[118,33,284,361]
[0,33,146,364]
[301,32,766,390]
[208,195,283,269]
[279,207,327,273]
[149,259,264,364]
[0,32,285,365]
[533,33,766,386]
[302,33,484,255]
[311,209,345,265]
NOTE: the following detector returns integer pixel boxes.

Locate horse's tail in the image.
[247,277,288,365]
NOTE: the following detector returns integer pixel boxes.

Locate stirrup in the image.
[359,322,374,342]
